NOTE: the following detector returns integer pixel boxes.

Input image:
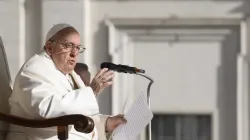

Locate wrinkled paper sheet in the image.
[113,92,153,140]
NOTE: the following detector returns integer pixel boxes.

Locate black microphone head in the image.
[100,62,144,74]
[100,62,117,70]
[100,62,109,69]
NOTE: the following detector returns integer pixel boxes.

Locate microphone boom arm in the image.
[135,73,154,140]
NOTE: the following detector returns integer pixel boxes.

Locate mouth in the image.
[69,59,76,64]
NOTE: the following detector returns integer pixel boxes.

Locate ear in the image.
[44,41,54,55]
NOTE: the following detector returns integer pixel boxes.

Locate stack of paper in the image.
[113,92,153,140]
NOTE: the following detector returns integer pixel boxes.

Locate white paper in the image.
[113,92,153,140]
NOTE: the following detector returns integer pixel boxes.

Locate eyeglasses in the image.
[50,40,86,53]
[59,42,86,53]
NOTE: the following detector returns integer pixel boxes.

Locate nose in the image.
[70,47,79,56]
[70,53,76,57]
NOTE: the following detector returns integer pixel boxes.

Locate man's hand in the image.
[90,68,114,96]
[105,114,127,133]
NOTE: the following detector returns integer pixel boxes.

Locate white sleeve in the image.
[18,70,99,118]
[92,114,113,140]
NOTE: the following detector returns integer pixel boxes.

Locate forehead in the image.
[59,32,81,44]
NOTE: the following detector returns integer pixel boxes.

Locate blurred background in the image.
[1,0,250,140]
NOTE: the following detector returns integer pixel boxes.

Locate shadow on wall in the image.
[92,21,112,114]
[217,26,239,140]
[229,0,250,17]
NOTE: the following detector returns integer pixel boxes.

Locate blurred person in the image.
[74,63,91,86]
[6,23,126,140]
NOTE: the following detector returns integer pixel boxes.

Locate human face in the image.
[46,32,82,74]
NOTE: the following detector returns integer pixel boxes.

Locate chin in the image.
[62,66,75,74]
[68,61,76,67]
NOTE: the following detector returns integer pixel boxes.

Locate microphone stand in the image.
[135,73,154,140]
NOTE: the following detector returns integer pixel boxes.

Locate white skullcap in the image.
[45,23,74,42]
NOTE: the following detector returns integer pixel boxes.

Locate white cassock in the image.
[6,51,110,140]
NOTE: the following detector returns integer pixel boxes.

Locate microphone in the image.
[100,62,145,74]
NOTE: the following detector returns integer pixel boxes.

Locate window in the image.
[150,114,211,140]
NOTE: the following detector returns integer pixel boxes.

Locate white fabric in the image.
[6,51,109,140]
[45,23,72,42]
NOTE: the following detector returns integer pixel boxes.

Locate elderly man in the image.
[6,24,126,140]
[74,63,91,86]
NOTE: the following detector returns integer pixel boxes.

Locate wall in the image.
[90,1,244,140]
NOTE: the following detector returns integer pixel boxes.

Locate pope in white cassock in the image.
[6,23,126,140]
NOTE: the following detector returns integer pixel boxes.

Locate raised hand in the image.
[90,68,114,96]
